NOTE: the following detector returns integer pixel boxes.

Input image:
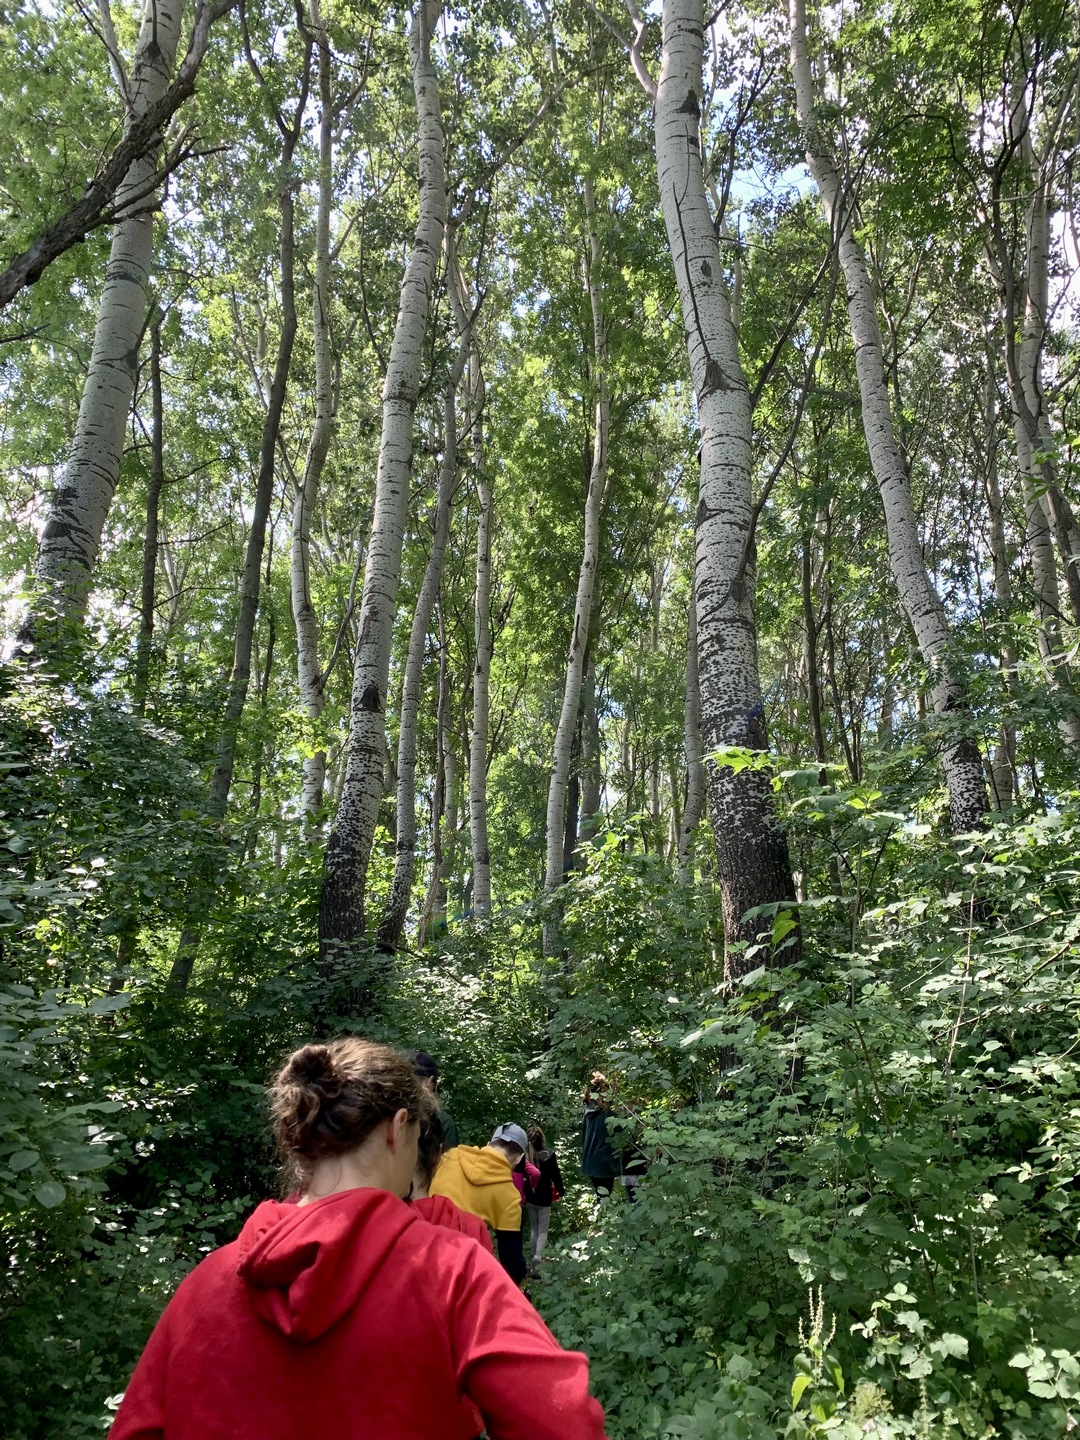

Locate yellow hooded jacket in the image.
[429,1145,521,1234]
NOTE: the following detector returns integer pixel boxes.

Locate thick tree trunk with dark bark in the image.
[655,0,798,971]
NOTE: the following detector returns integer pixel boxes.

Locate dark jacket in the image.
[524,1149,565,1207]
[580,1102,617,1180]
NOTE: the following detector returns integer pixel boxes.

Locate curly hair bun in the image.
[283,1043,337,1087]
[270,1038,425,1181]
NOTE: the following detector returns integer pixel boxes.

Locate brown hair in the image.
[415,1106,445,1190]
[527,1125,545,1155]
[271,1038,427,1187]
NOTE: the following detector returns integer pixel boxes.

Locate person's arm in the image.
[494,1226,527,1285]
[551,1153,565,1195]
[449,1244,607,1440]
[494,1191,527,1284]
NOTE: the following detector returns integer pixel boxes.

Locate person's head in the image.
[527,1125,545,1159]
[584,1071,610,1104]
[488,1121,528,1166]
[271,1038,429,1199]
[413,1049,440,1095]
[413,1106,445,1198]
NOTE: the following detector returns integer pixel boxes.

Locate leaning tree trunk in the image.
[542,173,608,952]
[318,0,446,954]
[22,0,186,641]
[292,0,335,825]
[677,574,705,884]
[377,333,468,952]
[656,0,797,969]
[790,0,987,832]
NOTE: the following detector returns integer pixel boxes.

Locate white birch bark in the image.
[790,0,987,832]
[292,0,334,825]
[377,334,468,952]
[677,574,705,883]
[543,172,608,922]
[655,0,796,965]
[319,0,446,951]
[25,0,185,634]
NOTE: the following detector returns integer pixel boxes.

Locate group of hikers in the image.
[107,1036,646,1439]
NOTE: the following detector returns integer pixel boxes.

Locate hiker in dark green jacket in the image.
[580,1072,618,1197]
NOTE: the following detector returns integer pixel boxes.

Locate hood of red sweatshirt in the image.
[236,1187,416,1343]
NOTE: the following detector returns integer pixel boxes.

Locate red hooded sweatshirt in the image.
[413,1193,495,1255]
[108,1187,606,1440]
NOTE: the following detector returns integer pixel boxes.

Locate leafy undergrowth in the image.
[2,693,1078,1438]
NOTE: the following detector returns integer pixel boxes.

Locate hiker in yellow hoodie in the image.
[430,1122,528,1285]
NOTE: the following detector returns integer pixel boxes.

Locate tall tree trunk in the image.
[543,172,608,938]
[677,575,705,884]
[206,112,305,823]
[292,0,335,825]
[168,59,309,993]
[133,308,166,717]
[983,84,1080,752]
[1017,123,1080,626]
[790,0,987,832]
[981,348,1016,807]
[419,599,451,946]
[446,236,493,917]
[377,338,468,952]
[22,0,186,642]
[318,0,446,955]
[655,0,797,970]
[579,654,603,842]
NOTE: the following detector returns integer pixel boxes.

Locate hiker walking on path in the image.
[430,1121,530,1285]
[581,1074,618,1198]
[108,1040,605,1440]
[581,1073,643,1202]
[411,1107,493,1255]
[413,1049,460,1149]
[524,1125,564,1266]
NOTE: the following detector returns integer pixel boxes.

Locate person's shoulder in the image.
[405,1209,495,1270]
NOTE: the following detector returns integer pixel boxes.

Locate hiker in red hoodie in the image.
[108,1038,606,1440]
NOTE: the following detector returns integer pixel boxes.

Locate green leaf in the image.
[33,1181,66,1208]
[791,1373,812,1410]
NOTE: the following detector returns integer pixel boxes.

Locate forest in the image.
[1,0,1079,1433]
